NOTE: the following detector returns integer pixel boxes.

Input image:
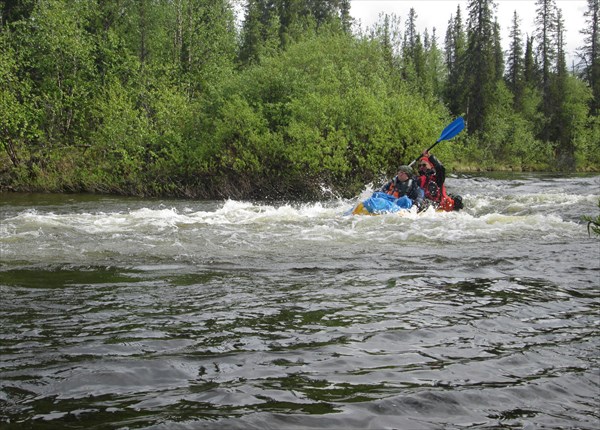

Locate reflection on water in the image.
[1,174,599,429]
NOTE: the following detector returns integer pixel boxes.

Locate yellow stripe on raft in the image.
[351,202,374,215]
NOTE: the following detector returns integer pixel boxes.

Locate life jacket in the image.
[418,174,455,211]
[385,178,413,199]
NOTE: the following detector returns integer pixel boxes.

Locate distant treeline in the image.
[1,0,598,199]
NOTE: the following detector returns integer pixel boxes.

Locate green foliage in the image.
[576,112,600,170]
[0,31,39,170]
[207,32,446,196]
[0,0,598,198]
[25,0,97,145]
[463,0,502,135]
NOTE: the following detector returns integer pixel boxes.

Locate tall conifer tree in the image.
[578,0,599,114]
[506,11,525,109]
[523,35,537,87]
[551,9,576,168]
[464,0,498,134]
[493,19,504,81]
[534,0,558,141]
[425,28,446,98]
[444,6,467,117]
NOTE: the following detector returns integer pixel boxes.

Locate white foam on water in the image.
[0,195,588,240]
[1,175,596,266]
[1,207,184,236]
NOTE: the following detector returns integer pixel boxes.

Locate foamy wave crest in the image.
[0,192,592,251]
[2,207,185,236]
[181,199,347,226]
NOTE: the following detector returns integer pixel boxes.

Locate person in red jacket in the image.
[417,151,463,211]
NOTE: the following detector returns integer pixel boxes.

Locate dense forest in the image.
[1,0,599,199]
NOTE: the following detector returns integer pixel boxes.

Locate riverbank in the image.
[2,167,599,200]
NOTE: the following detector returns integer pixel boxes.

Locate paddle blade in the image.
[437,117,465,143]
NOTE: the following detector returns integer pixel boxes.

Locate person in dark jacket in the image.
[381,165,424,209]
[417,151,463,211]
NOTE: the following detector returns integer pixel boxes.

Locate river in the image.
[1,173,599,429]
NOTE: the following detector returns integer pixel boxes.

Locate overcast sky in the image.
[349,0,588,65]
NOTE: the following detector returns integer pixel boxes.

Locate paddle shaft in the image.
[408,140,444,167]
[408,117,464,167]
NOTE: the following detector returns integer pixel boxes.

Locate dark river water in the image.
[1,174,599,429]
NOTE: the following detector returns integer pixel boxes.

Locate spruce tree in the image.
[523,35,538,87]
[534,0,558,141]
[444,6,467,118]
[493,19,504,81]
[506,11,525,110]
[552,9,576,169]
[464,0,498,134]
[578,0,599,114]
[425,28,446,98]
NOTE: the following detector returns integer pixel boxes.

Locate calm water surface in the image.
[1,174,599,429]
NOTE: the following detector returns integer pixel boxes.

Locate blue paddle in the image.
[409,117,465,167]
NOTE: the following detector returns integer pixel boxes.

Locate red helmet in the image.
[419,157,433,169]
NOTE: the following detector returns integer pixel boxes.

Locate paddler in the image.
[380,165,424,210]
[417,151,463,211]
